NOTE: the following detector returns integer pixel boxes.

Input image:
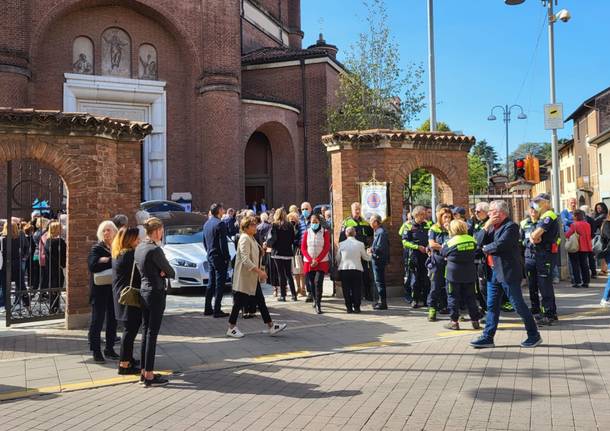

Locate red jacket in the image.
[566,220,592,252]
[301,229,331,274]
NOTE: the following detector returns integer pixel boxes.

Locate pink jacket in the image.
[566,220,592,252]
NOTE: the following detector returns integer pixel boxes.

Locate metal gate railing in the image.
[2,160,67,326]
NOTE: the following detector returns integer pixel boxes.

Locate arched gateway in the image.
[323,129,476,295]
[0,109,151,328]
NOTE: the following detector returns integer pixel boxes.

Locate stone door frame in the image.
[63,73,167,201]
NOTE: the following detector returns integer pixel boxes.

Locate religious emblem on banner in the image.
[359,170,390,221]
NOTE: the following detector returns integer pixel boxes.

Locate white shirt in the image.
[336,237,371,271]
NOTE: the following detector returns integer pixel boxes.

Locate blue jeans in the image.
[483,270,539,340]
[206,260,227,313]
[603,255,610,300]
[371,260,386,304]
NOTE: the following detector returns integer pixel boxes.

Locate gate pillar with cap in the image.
[323,129,475,295]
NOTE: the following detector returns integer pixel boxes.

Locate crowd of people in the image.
[0,215,67,314]
[2,192,609,387]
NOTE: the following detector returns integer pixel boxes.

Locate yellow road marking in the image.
[343,341,395,350]
[254,351,312,362]
[0,370,173,402]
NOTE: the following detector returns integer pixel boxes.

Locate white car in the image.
[156,212,236,292]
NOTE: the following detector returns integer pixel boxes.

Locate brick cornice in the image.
[322,129,476,152]
[0,109,153,141]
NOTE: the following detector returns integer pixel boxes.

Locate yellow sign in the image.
[544,103,564,130]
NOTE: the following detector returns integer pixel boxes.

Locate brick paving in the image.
[0,278,609,430]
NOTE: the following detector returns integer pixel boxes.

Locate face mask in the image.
[302,210,310,218]
[311,223,320,230]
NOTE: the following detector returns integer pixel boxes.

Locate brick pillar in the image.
[195,0,242,210]
[0,0,31,107]
[287,0,303,49]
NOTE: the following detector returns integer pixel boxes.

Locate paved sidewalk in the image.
[0,277,609,430]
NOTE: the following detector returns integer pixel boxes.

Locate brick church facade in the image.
[0,0,341,211]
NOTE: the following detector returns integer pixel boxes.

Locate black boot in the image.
[93,350,106,363]
[315,303,323,314]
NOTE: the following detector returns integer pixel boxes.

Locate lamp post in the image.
[505,0,571,213]
[487,104,527,177]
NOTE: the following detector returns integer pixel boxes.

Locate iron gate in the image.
[2,160,67,326]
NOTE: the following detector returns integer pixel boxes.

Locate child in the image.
[441,219,481,330]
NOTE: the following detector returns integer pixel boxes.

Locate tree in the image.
[508,142,551,162]
[326,0,425,132]
[468,154,488,195]
[470,139,501,174]
[417,119,450,132]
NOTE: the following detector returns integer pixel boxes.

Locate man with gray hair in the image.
[470,200,542,349]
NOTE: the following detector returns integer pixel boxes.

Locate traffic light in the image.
[538,159,549,181]
[514,158,526,180]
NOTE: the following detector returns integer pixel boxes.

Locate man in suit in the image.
[471,200,542,349]
[203,203,230,317]
[368,214,390,310]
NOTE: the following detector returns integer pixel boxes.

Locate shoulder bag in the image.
[565,231,580,254]
[119,259,141,307]
[93,268,113,285]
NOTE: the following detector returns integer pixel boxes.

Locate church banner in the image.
[360,181,389,221]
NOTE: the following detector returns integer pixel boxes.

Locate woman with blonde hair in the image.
[227,216,287,338]
[111,227,142,376]
[44,221,66,314]
[88,220,119,363]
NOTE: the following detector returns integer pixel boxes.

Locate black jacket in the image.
[267,222,296,257]
[481,218,523,285]
[135,239,175,292]
[441,234,477,284]
[112,250,142,321]
[203,216,230,264]
[88,241,112,300]
[44,237,66,289]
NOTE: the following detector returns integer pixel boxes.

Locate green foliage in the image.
[509,142,552,162]
[327,0,425,132]
[468,154,488,195]
[417,119,451,132]
[470,139,501,174]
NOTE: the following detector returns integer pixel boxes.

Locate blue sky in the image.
[301,0,608,163]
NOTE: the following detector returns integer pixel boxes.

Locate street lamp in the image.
[506,0,571,213]
[487,104,527,178]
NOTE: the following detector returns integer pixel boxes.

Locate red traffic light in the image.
[515,159,525,169]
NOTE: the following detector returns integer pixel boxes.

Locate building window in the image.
[578,156,583,177]
[560,169,564,194]
[601,153,604,175]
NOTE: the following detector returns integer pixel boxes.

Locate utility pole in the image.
[427,0,437,218]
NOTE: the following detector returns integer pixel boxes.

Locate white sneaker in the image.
[226,327,244,338]
[600,299,609,308]
[269,323,287,336]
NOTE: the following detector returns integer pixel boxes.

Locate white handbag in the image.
[93,268,113,285]
[565,232,580,253]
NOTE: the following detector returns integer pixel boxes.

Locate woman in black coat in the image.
[0,221,30,312]
[267,208,297,301]
[112,227,142,375]
[88,220,119,363]
[43,221,66,314]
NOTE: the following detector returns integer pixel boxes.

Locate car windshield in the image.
[165,226,203,245]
